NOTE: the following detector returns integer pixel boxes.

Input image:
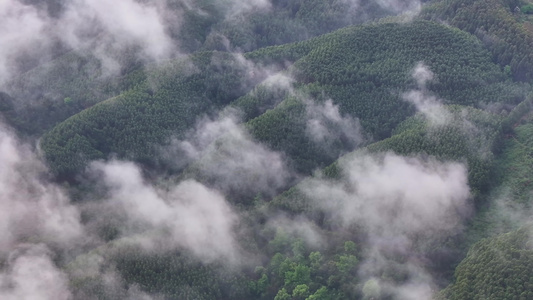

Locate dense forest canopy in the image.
[1,0,533,299]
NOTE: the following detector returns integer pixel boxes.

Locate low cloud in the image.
[0,119,246,297]
[162,108,292,198]
[303,153,470,236]
[0,125,83,254]
[90,160,242,263]
[59,0,176,74]
[412,61,434,88]
[403,63,498,159]
[0,0,52,86]
[301,152,471,299]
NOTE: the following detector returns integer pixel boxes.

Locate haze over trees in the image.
[1,0,533,299]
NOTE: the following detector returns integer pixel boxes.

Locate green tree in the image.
[275,288,291,300]
[293,284,310,299]
[306,287,332,300]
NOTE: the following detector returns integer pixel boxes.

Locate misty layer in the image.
[0,121,249,298]
[0,0,176,85]
[0,124,85,299]
[2,0,533,298]
[0,0,422,89]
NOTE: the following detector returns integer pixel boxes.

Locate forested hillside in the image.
[41,20,528,181]
[2,0,533,299]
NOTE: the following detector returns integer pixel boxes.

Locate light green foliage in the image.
[252,234,355,299]
[292,239,306,261]
[521,4,533,14]
[335,255,358,274]
[269,229,292,254]
[309,251,323,270]
[293,284,310,299]
[285,264,311,291]
[307,286,332,300]
[275,288,292,300]
[250,273,270,298]
[343,241,356,253]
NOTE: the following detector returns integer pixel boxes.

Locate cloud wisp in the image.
[305,98,364,151]
[402,62,452,126]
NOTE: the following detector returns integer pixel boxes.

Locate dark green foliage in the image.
[231,80,292,121]
[502,96,533,133]
[242,20,525,175]
[245,96,348,174]
[199,0,397,52]
[69,247,252,300]
[0,92,13,112]
[41,52,264,179]
[5,0,399,137]
[462,114,533,256]
[115,251,252,300]
[499,123,533,202]
[442,227,533,300]
[41,20,528,180]
[422,0,533,81]
[1,52,147,136]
